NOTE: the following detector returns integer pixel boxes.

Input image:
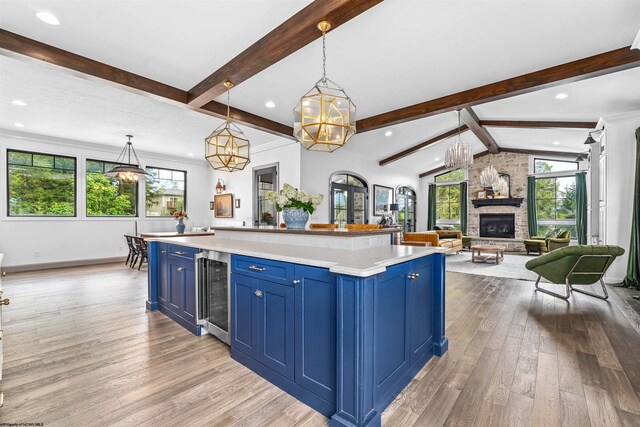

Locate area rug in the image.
[445,251,538,281]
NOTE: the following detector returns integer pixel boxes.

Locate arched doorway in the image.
[330,172,369,225]
[396,186,417,232]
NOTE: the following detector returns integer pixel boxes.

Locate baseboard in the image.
[3,256,127,273]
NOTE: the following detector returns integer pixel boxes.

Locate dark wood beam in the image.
[479,120,597,129]
[0,28,294,139]
[500,148,584,158]
[418,151,489,178]
[460,107,500,153]
[187,0,383,107]
[358,46,640,132]
[378,126,468,166]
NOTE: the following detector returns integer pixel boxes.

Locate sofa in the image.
[524,229,571,255]
[401,230,463,253]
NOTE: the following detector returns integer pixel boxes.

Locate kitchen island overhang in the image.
[146,229,448,427]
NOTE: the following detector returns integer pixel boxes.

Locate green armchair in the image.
[524,230,571,255]
[525,245,625,300]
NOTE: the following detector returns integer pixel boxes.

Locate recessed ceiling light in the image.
[434,157,440,161]
[188,153,194,157]
[265,101,276,108]
[36,11,60,25]
[555,93,568,100]
[12,100,27,106]
[552,141,560,145]
[14,122,25,128]
[385,130,393,137]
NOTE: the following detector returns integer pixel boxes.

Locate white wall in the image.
[0,131,214,268]
[211,140,301,226]
[599,111,640,281]
[299,148,420,225]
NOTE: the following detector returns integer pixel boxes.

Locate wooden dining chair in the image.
[132,237,148,271]
[124,235,136,266]
[345,224,382,231]
[309,223,339,229]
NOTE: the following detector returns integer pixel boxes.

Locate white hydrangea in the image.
[276,194,290,207]
[282,183,297,199]
[310,194,323,206]
[298,191,310,203]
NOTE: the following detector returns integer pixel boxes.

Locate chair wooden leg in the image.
[125,253,131,265]
[130,255,138,268]
[534,275,570,300]
[570,279,609,300]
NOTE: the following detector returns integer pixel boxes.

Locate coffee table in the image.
[471,244,506,264]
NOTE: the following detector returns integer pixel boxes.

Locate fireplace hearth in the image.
[479,213,515,239]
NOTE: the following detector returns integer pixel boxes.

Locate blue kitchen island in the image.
[146,227,448,427]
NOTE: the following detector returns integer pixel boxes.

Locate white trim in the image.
[251,138,295,155]
[632,30,640,50]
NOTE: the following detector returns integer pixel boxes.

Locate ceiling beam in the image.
[479,120,597,129]
[378,126,468,166]
[358,46,640,132]
[418,151,489,178]
[460,107,500,153]
[499,148,584,158]
[187,0,383,107]
[0,28,294,139]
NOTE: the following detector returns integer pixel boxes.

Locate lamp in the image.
[215,178,226,194]
[293,21,356,152]
[388,203,399,225]
[444,110,473,170]
[205,81,250,172]
[584,132,598,145]
[105,135,151,183]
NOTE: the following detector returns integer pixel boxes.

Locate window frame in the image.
[533,158,578,174]
[329,172,369,224]
[144,165,188,218]
[435,183,461,228]
[535,174,577,239]
[85,158,139,218]
[6,148,78,218]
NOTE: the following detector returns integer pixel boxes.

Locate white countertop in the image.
[150,235,449,277]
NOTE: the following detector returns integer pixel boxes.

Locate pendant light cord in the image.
[321,30,327,83]
[226,88,231,124]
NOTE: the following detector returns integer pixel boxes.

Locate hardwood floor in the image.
[1,263,640,426]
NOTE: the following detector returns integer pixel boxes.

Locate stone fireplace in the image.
[479,213,515,239]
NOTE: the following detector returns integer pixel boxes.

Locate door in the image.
[0,253,6,407]
[409,260,434,362]
[253,165,278,226]
[258,280,295,380]
[158,244,168,305]
[331,183,368,225]
[397,191,417,233]
[231,274,259,358]
[167,256,184,313]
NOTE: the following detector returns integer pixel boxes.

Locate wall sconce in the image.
[215,178,226,194]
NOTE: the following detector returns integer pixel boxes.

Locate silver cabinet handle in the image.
[414,273,420,278]
[407,273,420,280]
[175,251,186,255]
[255,290,263,297]
[292,280,301,285]
[249,266,267,272]
[161,250,167,254]
[177,267,185,272]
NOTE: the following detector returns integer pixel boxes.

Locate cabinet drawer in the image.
[232,255,294,285]
[168,245,199,260]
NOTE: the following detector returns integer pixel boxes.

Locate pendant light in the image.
[294,21,356,152]
[205,81,250,172]
[479,152,500,188]
[105,135,151,183]
[444,110,473,170]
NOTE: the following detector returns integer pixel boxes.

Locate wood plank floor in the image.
[1,263,640,426]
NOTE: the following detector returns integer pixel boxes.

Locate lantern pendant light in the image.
[105,135,151,183]
[444,110,473,170]
[294,21,356,152]
[480,152,500,188]
[205,81,251,172]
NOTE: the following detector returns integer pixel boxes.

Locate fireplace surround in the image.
[479,213,515,239]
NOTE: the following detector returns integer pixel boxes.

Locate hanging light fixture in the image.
[105,135,151,183]
[293,21,356,152]
[479,152,500,188]
[205,81,250,172]
[444,110,473,170]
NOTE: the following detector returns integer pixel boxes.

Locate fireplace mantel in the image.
[472,197,524,208]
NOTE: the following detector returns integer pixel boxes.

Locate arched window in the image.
[396,186,417,232]
[330,172,369,225]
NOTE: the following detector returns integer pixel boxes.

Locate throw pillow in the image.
[440,233,458,239]
[434,225,442,230]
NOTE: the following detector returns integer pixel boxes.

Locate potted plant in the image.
[172,210,188,233]
[265,184,323,229]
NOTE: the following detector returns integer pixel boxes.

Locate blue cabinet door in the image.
[157,244,168,306]
[167,256,184,313]
[258,280,295,381]
[294,265,335,404]
[409,259,434,362]
[180,256,196,324]
[231,273,259,358]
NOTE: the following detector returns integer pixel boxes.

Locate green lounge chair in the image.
[525,245,625,300]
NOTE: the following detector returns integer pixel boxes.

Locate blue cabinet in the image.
[157,243,169,306]
[409,258,434,363]
[258,280,295,380]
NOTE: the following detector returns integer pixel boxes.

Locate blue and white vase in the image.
[176,218,186,234]
[282,207,309,230]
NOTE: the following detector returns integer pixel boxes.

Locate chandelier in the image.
[294,21,356,152]
[480,154,500,187]
[105,135,151,183]
[444,110,473,169]
[205,81,250,172]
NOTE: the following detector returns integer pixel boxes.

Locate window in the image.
[396,186,416,233]
[254,165,278,226]
[535,175,577,238]
[7,149,76,216]
[534,158,578,174]
[145,167,186,217]
[330,173,368,224]
[85,159,138,217]
[435,184,461,229]
[435,169,464,183]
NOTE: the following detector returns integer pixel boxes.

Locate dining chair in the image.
[132,237,148,270]
[124,235,136,266]
[309,223,339,229]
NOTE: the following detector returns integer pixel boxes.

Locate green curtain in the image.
[575,171,588,244]
[623,127,640,290]
[527,176,538,238]
[460,181,468,235]
[427,183,436,230]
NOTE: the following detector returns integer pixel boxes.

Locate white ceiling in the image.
[0,0,639,174]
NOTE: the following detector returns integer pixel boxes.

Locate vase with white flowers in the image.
[265,184,323,229]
